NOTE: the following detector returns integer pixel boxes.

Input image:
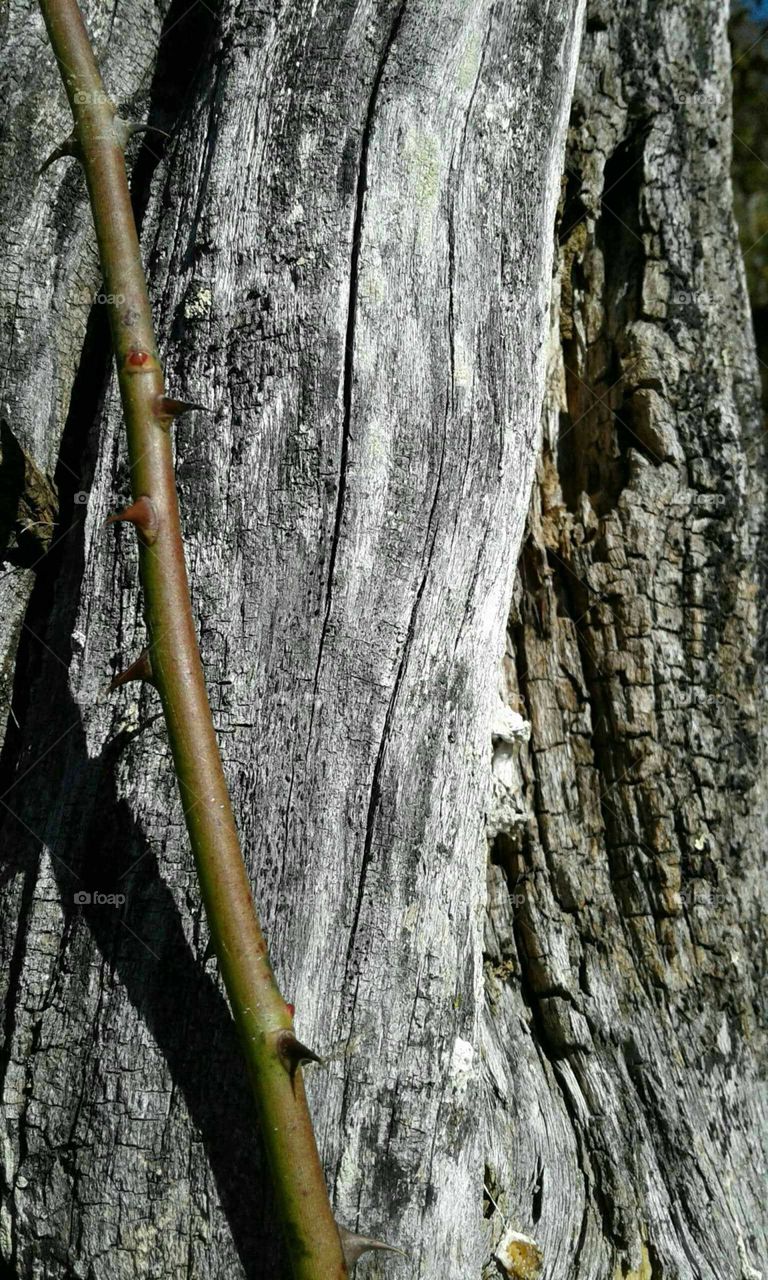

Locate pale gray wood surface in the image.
[0,1,765,1278]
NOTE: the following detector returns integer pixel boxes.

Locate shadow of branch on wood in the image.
[0,511,285,1279]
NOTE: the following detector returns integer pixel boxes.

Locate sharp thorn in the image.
[338,1226,406,1267]
[105,495,159,546]
[109,649,155,692]
[38,134,80,176]
[154,395,211,425]
[113,117,170,149]
[126,122,170,139]
[276,1031,323,1078]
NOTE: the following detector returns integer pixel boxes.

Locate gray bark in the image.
[0,2,764,1280]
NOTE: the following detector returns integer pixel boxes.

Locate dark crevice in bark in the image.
[541,142,671,938]
[559,128,650,518]
[304,9,411,1005]
[0,870,35,1279]
[559,167,589,245]
[316,0,406,634]
[342,427,446,979]
[446,14,489,515]
[505,875,617,1264]
[336,389,449,1227]
[544,547,655,946]
[521,1012,619,1264]
[307,0,409,961]
[446,181,457,421]
[0,421,32,566]
[531,1158,543,1224]
[304,3,408,842]
[599,130,646,312]
[503,521,639,1266]
[487,812,606,1268]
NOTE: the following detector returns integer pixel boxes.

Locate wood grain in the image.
[1,1,765,1278]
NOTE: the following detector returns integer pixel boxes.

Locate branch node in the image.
[106,495,159,545]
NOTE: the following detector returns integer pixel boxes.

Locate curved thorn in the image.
[276,1030,323,1079]
[153,395,211,425]
[105,495,159,545]
[113,117,170,150]
[109,649,154,692]
[338,1226,406,1267]
[38,134,80,176]
[127,122,170,139]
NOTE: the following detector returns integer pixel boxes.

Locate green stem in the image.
[37,3,348,1275]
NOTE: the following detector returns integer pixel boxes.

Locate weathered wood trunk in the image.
[0,1,764,1278]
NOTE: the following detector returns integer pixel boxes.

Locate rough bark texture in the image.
[0,3,764,1280]
[483,3,767,1279]
[1,0,582,1276]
